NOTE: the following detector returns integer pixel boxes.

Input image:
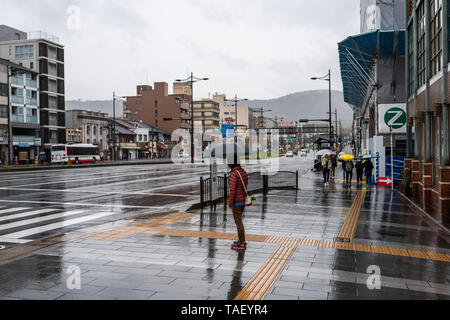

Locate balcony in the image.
[12,115,24,122]
[26,98,38,106]
[11,96,24,104]
[26,116,38,124]
[25,79,38,88]
[11,77,24,86]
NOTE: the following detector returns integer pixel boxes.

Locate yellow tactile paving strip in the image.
[337,190,366,242]
[234,238,300,300]
[87,213,450,263]
[87,213,197,241]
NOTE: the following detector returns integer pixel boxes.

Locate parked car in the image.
[286,151,294,158]
[300,150,307,157]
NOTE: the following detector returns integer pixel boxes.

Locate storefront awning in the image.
[338,30,405,109]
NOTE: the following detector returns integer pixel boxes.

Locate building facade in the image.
[0,58,40,165]
[65,109,110,158]
[0,62,8,164]
[124,83,190,135]
[193,100,220,130]
[405,0,450,226]
[0,25,66,161]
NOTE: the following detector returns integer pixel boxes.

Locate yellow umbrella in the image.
[340,154,355,160]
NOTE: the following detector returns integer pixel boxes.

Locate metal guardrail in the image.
[199,170,298,209]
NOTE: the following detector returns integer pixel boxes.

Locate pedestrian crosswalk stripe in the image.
[2,211,120,240]
[0,237,31,244]
[0,210,86,232]
[0,207,29,215]
[0,208,59,223]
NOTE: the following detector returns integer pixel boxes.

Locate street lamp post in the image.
[225,95,248,142]
[311,69,333,149]
[175,73,209,164]
[112,92,126,161]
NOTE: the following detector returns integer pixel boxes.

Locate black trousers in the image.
[323,168,330,183]
[356,170,363,184]
[345,170,353,183]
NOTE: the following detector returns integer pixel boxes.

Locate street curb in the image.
[0,160,173,173]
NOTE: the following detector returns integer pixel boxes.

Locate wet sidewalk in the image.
[0,170,449,300]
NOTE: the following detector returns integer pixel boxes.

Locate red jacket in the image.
[228,166,248,207]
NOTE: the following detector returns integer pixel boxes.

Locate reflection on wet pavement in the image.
[0,157,449,300]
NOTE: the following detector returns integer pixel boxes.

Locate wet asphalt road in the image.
[0,156,313,250]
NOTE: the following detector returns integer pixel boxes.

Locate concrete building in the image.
[404,0,450,226]
[0,58,40,165]
[0,61,8,164]
[65,110,110,158]
[0,25,66,161]
[127,120,172,159]
[66,128,81,144]
[124,83,190,135]
[193,99,220,130]
[338,0,407,184]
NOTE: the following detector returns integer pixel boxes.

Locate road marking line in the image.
[0,207,29,215]
[0,237,31,244]
[0,210,86,231]
[0,208,61,223]
[0,200,166,209]
[2,211,120,240]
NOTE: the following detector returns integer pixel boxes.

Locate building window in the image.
[408,24,415,96]
[155,100,158,108]
[0,84,8,97]
[93,126,97,135]
[144,134,148,141]
[86,125,90,135]
[138,134,142,141]
[0,125,8,138]
[0,105,8,118]
[30,62,34,70]
[15,45,34,60]
[430,0,443,77]
[416,1,426,88]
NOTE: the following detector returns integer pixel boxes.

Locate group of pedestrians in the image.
[322,154,375,187]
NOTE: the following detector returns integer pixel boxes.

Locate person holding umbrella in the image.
[355,158,364,185]
[364,158,374,186]
[322,154,330,186]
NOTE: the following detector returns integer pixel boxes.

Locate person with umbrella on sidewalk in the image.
[355,158,364,185]
[344,159,354,186]
[322,154,330,186]
[364,158,375,186]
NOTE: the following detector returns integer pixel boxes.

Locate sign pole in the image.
[390,126,394,191]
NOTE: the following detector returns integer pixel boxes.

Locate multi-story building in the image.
[0,25,66,161]
[0,61,8,164]
[338,1,407,183]
[193,99,220,130]
[127,120,172,158]
[124,83,190,135]
[66,128,81,144]
[65,109,110,158]
[404,0,450,226]
[0,58,40,164]
[213,93,254,134]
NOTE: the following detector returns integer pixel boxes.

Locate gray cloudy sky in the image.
[0,0,360,100]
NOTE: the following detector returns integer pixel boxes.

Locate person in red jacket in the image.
[228,163,248,250]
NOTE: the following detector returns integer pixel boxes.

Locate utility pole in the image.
[311,69,333,148]
[225,95,248,143]
[112,92,116,161]
[175,73,209,164]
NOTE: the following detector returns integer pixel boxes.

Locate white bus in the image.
[51,144,101,164]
